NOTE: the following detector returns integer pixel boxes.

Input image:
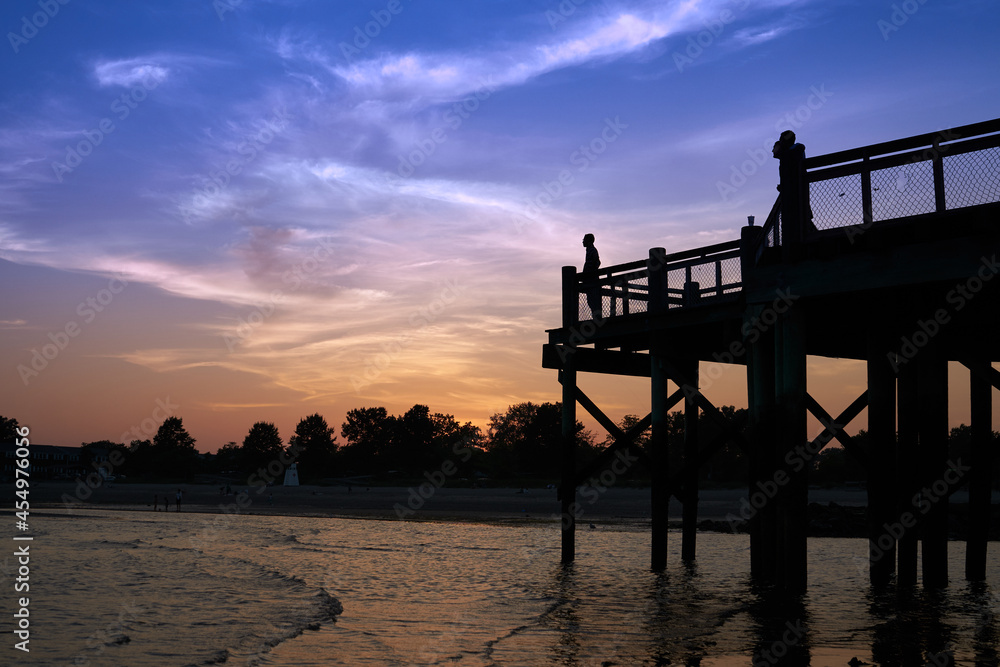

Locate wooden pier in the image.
[543,118,1000,591]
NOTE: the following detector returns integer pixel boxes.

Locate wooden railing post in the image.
[562,265,578,329]
[648,248,667,314]
[861,153,873,227]
[932,144,946,213]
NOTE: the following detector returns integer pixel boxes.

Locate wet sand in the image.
[28,480,873,524]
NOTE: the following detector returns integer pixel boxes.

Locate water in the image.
[10,510,1000,665]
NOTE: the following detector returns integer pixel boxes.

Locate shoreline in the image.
[18,481,998,538]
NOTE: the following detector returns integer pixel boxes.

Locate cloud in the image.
[93,57,171,88]
[327,11,683,106]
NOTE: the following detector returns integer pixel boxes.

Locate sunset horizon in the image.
[3,0,999,451]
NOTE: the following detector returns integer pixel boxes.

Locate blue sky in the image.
[2,0,998,448]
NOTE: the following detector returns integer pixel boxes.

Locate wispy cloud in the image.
[93,57,172,88]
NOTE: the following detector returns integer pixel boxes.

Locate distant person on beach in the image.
[176,489,183,511]
[582,233,602,320]
[164,496,170,511]
[772,130,816,243]
[153,495,158,511]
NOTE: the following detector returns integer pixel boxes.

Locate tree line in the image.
[2,408,996,486]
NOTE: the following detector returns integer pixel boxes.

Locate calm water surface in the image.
[12,510,999,665]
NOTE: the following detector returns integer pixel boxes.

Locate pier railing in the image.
[561,118,1000,327]
[806,117,1000,232]
[564,241,742,325]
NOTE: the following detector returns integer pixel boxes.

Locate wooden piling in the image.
[747,306,777,582]
[867,328,897,586]
[966,359,993,581]
[776,307,808,593]
[896,361,919,586]
[681,357,700,562]
[918,350,949,588]
[559,266,578,565]
[650,346,670,571]
[648,248,670,571]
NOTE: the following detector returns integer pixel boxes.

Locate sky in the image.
[1,0,998,451]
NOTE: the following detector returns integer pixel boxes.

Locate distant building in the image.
[1,442,85,480]
[283,462,299,486]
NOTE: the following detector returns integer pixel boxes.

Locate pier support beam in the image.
[867,329,897,587]
[747,306,777,582]
[650,343,671,572]
[966,359,993,581]
[918,349,949,588]
[775,307,808,593]
[896,361,919,586]
[681,357,700,562]
[559,356,577,565]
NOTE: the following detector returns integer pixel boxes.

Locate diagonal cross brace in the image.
[658,357,753,453]
[959,359,1000,392]
[556,375,670,485]
[804,391,870,469]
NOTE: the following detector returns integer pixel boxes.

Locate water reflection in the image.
[745,581,811,666]
[965,582,1000,666]
[548,564,583,665]
[868,580,1000,666]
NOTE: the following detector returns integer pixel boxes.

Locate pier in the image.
[543,118,1000,591]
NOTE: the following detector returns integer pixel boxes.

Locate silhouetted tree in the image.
[701,406,748,483]
[79,440,129,477]
[340,406,391,473]
[212,442,242,474]
[388,404,435,472]
[430,411,485,477]
[1,415,21,443]
[241,422,283,473]
[125,439,154,477]
[812,430,868,486]
[486,402,593,479]
[152,417,199,479]
[289,414,337,481]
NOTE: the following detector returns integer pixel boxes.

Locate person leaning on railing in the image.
[581,233,602,320]
[772,130,817,245]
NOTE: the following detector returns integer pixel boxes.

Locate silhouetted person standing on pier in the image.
[772,130,815,247]
[582,233,602,320]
